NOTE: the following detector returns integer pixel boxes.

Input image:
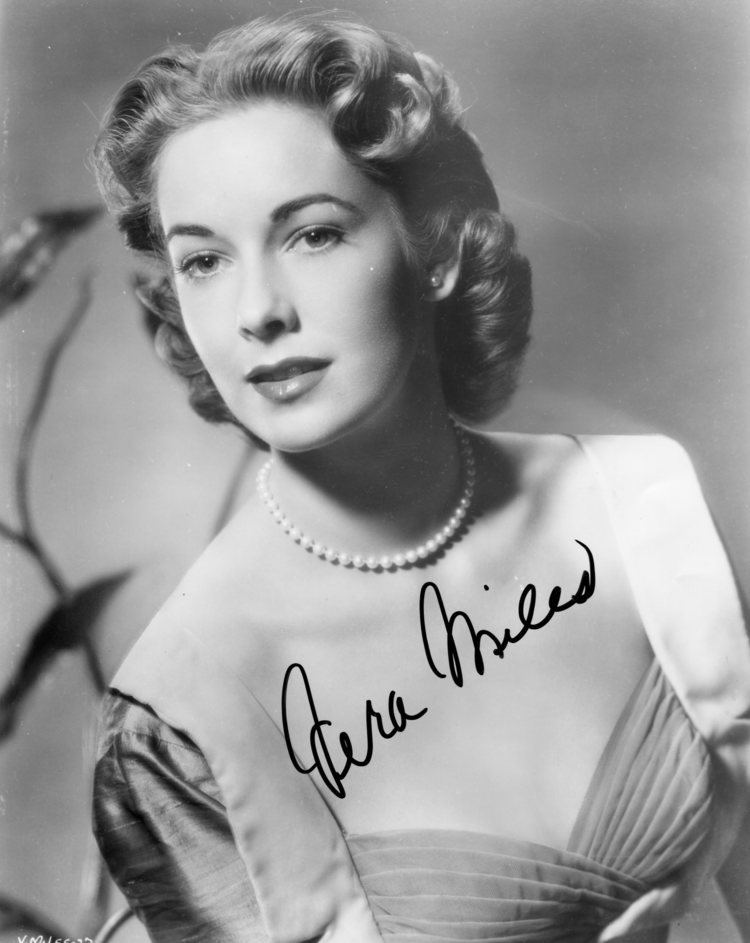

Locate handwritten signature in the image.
[281,540,595,797]
[281,662,428,798]
[421,539,596,687]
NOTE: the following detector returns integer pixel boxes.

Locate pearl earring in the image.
[429,272,442,288]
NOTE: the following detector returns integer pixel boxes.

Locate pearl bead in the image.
[256,420,474,573]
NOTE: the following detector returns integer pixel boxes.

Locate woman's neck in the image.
[266,407,466,557]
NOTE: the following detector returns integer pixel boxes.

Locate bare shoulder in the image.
[470,430,701,511]
[472,428,575,469]
[469,429,594,515]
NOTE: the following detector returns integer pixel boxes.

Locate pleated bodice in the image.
[346,660,713,941]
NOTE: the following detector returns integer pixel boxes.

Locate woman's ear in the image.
[424,254,460,302]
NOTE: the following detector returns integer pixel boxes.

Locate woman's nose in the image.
[235,267,298,341]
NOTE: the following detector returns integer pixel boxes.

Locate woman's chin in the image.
[227,392,356,451]
[244,416,358,456]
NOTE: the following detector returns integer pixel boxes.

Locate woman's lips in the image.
[246,357,330,403]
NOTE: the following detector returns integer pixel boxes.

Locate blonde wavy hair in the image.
[94,13,532,434]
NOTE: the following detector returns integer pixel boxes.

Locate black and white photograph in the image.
[1,2,748,942]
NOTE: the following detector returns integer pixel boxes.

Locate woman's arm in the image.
[93,690,268,943]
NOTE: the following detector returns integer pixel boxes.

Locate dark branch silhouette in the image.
[13,273,93,595]
[0,206,101,315]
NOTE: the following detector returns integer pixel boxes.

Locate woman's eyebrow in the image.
[164,195,363,243]
[165,224,215,243]
[270,193,363,223]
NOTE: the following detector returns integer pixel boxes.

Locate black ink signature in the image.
[420,539,596,687]
[281,661,428,798]
[281,540,595,795]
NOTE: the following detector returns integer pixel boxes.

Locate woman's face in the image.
[156,102,438,453]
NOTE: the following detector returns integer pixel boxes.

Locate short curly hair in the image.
[93,12,532,430]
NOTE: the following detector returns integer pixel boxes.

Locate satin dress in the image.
[92,436,750,942]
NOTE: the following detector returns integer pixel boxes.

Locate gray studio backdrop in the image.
[0,1,748,941]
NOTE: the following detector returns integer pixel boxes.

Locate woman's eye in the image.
[177,253,224,280]
[292,227,342,253]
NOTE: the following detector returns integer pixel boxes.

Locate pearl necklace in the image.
[256,426,475,571]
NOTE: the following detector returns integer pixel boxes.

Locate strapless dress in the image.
[96,657,712,942]
[94,435,749,942]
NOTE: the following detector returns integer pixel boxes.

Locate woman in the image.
[92,13,750,942]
